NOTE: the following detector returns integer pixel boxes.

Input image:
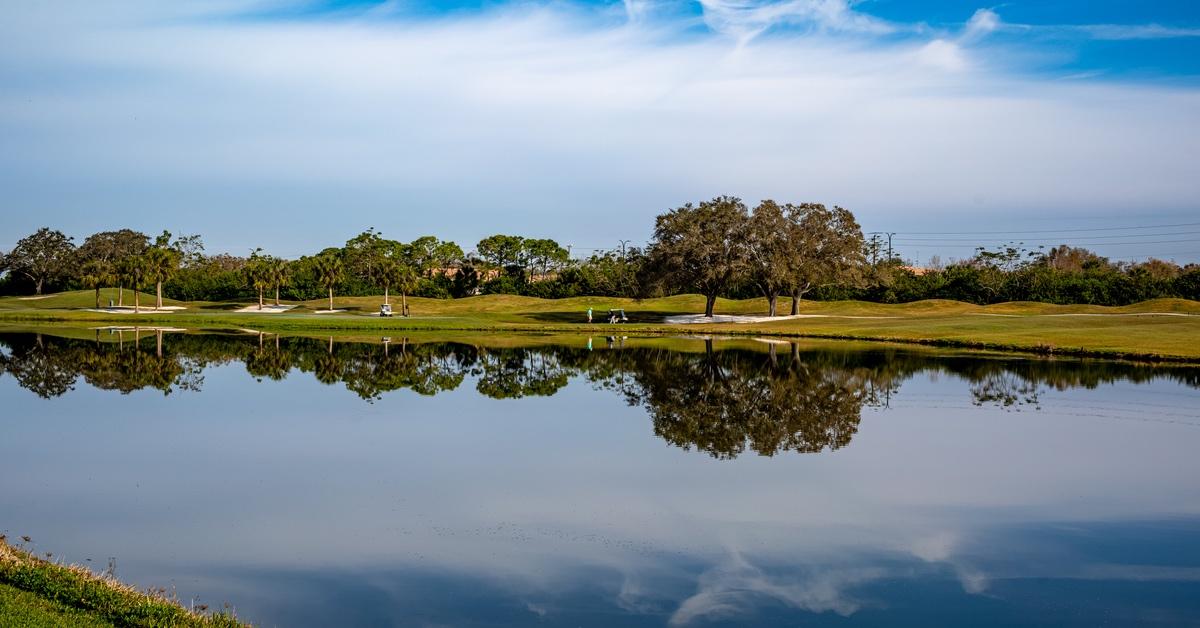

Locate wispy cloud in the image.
[668,550,883,625]
[694,0,894,44]
[0,1,1197,251]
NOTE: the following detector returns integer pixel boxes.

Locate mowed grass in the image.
[1,291,1198,361]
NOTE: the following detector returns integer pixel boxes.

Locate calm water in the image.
[2,328,1200,627]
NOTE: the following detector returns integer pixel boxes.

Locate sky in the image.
[1,0,1198,263]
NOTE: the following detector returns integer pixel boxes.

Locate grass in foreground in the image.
[2,291,1198,361]
[0,537,245,628]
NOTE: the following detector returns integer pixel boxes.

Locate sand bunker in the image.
[312,309,348,314]
[235,304,297,313]
[84,306,184,314]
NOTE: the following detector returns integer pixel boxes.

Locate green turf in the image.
[1,291,1197,361]
[0,582,114,628]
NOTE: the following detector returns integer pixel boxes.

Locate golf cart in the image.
[606,308,628,324]
[380,303,393,317]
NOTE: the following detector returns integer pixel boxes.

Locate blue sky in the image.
[1,1,1198,263]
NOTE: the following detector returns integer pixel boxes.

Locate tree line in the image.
[2,197,1197,312]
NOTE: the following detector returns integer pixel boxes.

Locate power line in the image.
[893,230,1200,243]
[894,239,1198,248]
[893,221,1200,236]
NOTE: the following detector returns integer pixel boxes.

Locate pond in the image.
[2,328,1199,627]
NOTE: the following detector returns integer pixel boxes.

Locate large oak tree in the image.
[648,196,751,317]
[6,228,76,294]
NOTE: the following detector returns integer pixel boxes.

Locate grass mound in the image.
[0,537,245,627]
[0,289,179,311]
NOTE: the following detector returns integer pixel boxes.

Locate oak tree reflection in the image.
[3,332,1197,459]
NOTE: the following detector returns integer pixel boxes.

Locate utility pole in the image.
[885,232,895,261]
[618,239,631,259]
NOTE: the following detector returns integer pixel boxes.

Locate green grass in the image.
[1,291,1198,361]
[0,538,245,628]
[0,582,114,627]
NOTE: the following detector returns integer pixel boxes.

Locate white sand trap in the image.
[312,309,348,314]
[663,313,897,324]
[17,295,53,300]
[84,307,180,314]
[235,304,297,313]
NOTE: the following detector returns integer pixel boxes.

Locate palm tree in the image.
[244,256,270,310]
[395,264,419,317]
[373,258,400,306]
[80,260,115,309]
[115,255,140,307]
[312,254,344,311]
[120,255,146,313]
[142,247,179,310]
[268,258,291,306]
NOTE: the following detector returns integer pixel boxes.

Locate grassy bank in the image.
[0,537,244,627]
[2,291,1199,361]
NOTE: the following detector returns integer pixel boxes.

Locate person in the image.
[587,307,593,323]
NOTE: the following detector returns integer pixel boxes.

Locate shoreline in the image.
[2,293,1198,364]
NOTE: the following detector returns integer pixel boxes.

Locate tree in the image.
[7,228,76,294]
[747,200,793,316]
[343,228,391,284]
[267,258,291,306]
[77,229,149,265]
[142,246,180,310]
[783,204,867,315]
[524,238,570,281]
[647,196,751,317]
[476,235,525,271]
[79,260,115,309]
[244,253,271,310]
[119,255,146,313]
[408,236,463,277]
[394,264,419,317]
[373,257,401,306]
[313,254,344,311]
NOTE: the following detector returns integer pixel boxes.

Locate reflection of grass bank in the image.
[1,291,1199,361]
[0,538,245,627]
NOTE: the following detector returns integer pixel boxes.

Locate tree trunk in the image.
[156,281,163,309]
[274,287,280,306]
[258,289,264,310]
[384,286,389,306]
[402,292,408,317]
[95,287,101,309]
[134,289,140,314]
[704,294,717,317]
[118,283,125,307]
[328,288,334,311]
[790,290,800,316]
[767,294,778,317]
[35,278,44,295]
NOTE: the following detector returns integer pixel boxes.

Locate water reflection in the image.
[2,329,1197,460]
[3,328,1200,627]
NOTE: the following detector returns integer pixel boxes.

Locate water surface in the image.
[2,328,1199,626]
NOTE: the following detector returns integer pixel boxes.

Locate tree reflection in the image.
[602,344,876,458]
[2,331,1197,458]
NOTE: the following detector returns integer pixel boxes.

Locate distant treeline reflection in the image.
[2,331,1197,459]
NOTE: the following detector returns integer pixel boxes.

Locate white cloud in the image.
[0,1,1197,251]
[695,0,895,44]
[962,8,1001,42]
[668,550,883,625]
